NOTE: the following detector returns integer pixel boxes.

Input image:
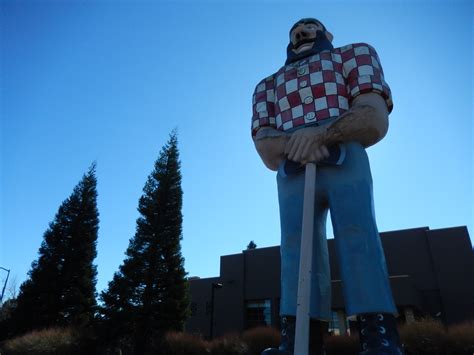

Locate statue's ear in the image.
[325,31,334,43]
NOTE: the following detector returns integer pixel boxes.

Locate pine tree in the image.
[8,165,99,337]
[100,131,189,354]
[247,240,257,250]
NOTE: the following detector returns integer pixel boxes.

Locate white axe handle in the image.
[294,162,317,355]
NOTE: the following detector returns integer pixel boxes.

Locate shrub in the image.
[163,332,209,355]
[1,327,80,354]
[324,334,359,355]
[242,326,280,355]
[400,317,447,355]
[208,333,247,355]
[446,321,474,355]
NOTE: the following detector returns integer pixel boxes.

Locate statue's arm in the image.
[325,92,389,148]
[254,92,389,169]
[325,43,391,148]
[285,92,389,164]
[253,127,288,171]
[252,75,289,171]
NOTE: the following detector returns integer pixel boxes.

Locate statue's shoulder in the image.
[254,72,278,92]
[263,72,278,82]
[335,42,378,56]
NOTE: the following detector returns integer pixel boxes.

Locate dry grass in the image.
[208,333,247,355]
[2,327,79,354]
[4,319,471,355]
[163,331,209,355]
[242,326,280,355]
[324,334,359,355]
[400,317,447,355]
[446,321,474,354]
[163,332,246,355]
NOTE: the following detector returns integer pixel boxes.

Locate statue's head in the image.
[286,18,334,65]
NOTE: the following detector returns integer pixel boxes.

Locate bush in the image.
[163,332,209,355]
[208,333,247,355]
[324,334,359,355]
[400,317,447,355]
[446,321,474,355]
[242,326,280,355]
[1,327,80,354]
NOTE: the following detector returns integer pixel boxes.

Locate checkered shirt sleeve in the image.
[341,43,393,112]
[251,75,277,137]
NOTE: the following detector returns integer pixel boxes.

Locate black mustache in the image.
[291,30,326,50]
[292,38,315,50]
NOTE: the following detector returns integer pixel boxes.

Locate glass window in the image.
[245,299,271,329]
[328,311,340,335]
[328,310,350,335]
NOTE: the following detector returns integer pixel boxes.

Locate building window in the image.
[246,299,271,329]
[328,311,340,335]
[328,310,349,335]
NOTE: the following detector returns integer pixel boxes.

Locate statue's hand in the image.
[285,126,330,164]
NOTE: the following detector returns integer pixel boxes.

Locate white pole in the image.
[294,162,317,355]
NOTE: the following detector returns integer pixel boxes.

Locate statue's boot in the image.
[261,317,326,355]
[261,316,295,355]
[357,313,404,355]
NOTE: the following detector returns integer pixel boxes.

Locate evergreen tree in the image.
[247,240,257,250]
[0,298,17,337]
[100,132,189,354]
[8,165,99,337]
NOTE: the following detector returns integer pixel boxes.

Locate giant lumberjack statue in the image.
[252,19,404,355]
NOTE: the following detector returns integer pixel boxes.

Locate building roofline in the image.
[217,225,470,259]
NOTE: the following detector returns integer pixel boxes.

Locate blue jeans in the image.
[277,141,396,319]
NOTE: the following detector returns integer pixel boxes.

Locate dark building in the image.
[185,226,474,338]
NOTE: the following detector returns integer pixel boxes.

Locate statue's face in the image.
[290,21,325,54]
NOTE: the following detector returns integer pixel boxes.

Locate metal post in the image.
[0,267,11,303]
[295,163,317,355]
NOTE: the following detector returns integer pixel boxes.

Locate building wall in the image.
[186,226,473,337]
[215,254,245,336]
[380,227,443,316]
[185,276,220,336]
[427,227,474,324]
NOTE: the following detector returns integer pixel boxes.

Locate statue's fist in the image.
[285,126,330,164]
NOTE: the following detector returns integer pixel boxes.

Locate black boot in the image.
[261,316,295,355]
[357,313,404,355]
[309,319,327,355]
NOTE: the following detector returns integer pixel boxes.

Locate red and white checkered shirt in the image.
[251,43,393,137]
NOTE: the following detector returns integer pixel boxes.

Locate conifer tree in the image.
[247,240,257,250]
[8,165,99,337]
[100,132,189,354]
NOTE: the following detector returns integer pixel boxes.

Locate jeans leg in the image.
[309,206,331,320]
[278,169,331,320]
[329,179,396,316]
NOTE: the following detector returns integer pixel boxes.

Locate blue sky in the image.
[1,0,472,297]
